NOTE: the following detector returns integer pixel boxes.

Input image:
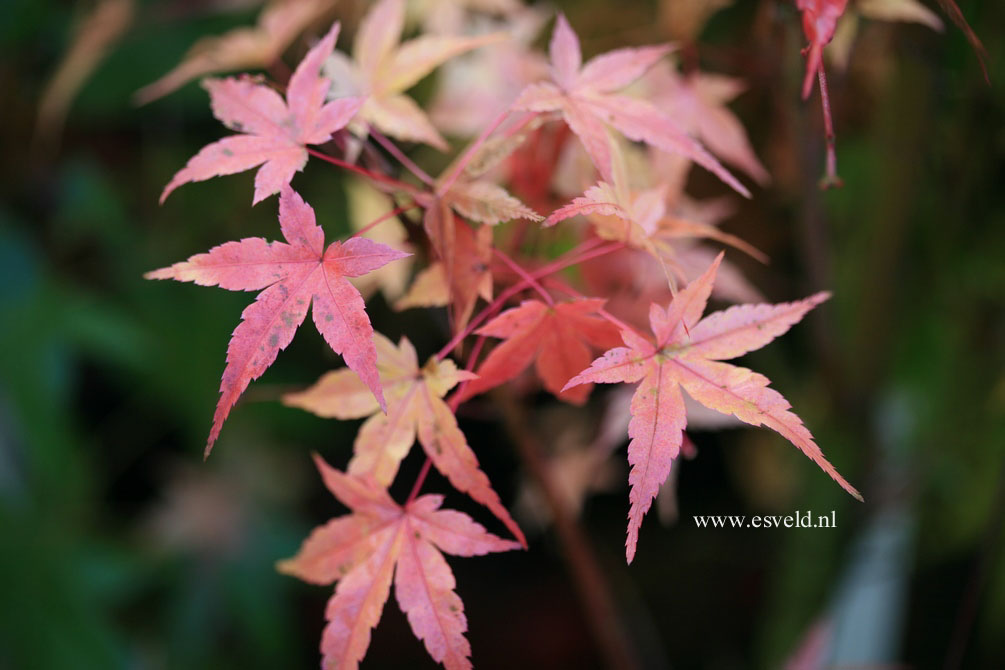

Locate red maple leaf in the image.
[146,186,409,455]
[455,298,622,405]
[160,20,362,205]
[511,13,749,196]
[565,253,862,563]
[278,454,520,670]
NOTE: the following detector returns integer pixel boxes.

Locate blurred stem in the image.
[494,389,642,670]
[817,65,843,189]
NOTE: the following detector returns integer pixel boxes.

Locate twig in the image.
[495,389,641,670]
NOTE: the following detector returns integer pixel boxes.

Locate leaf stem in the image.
[348,201,420,240]
[405,457,433,505]
[306,147,422,196]
[493,248,554,306]
[817,65,843,189]
[435,240,624,361]
[370,129,435,186]
[437,108,511,196]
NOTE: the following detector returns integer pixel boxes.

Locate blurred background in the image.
[0,0,1002,668]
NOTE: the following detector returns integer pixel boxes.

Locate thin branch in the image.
[494,389,641,670]
[405,457,434,505]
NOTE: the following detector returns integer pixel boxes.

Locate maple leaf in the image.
[134,0,337,105]
[797,0,848,100]
[407,166,538,331]
[429,6,550,135]
[36,0,133,148]
[564,253,862,563]
[644,61,770,185]
[278,455,520,670]
[146,186,409,455]
[397,207,494,332]
[283,333,526,546]
[160,20,363,205]
[322,0,503,150]
[511,13,750,197]
[827,0,944,71]
[409,0,523,36]
[546,142,765,285]
[454,298,622,405]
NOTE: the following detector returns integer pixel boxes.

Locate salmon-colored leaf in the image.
[457,298,621,404]
[565,253,861,562]
[146,186,409,455]
[279,458,519,669]
[797,0,848,100]
[284,335,525,545]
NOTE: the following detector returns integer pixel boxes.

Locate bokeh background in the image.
[1,0,1003,668]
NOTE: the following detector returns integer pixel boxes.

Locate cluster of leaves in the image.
[139,0,983,667]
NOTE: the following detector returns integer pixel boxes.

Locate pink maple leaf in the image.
[644,62,770,185]
[511,13,750,197]
[565,253,862,563]
[146,186,410,455]
[278,454,520,670]
[160,21,363,205]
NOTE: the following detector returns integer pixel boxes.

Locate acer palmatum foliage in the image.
[278,454,520,670]
[141,4,922,667]
[564,253,862,563]
[160,21,362,205]
[147,185,409,456]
